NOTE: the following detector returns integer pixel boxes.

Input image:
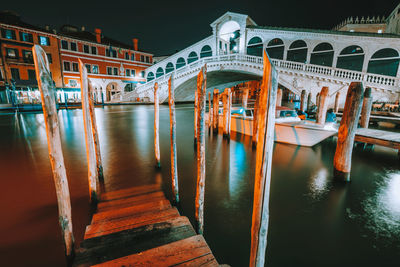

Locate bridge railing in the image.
[114,53,400,102]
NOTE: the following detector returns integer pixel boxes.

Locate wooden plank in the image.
[74,217,196,266]
[97,191,166,212]
[101,184,161,201]
[92,199,171,224]
[92,235,216,267]
[175,254,219,267]
[32,44,74,262]
[85,207,180,239]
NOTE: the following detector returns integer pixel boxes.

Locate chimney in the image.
[133,38,138,51]
[95,28,102,43]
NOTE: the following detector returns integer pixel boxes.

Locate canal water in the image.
[0,104,399,266]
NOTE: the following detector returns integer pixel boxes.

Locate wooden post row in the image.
[360,87,372,128]
[168,76,179,203]
[79,60,99,204]
[223,88,232,139]
[195,65,207,234]
[250,51,278,267]
[212,89,219,134]
[333,82,364,182]
[32,45,74,262]
[316,87,329,124]
[154,83,161,168]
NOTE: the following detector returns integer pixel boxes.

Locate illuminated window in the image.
[83,45,89,53]
[61,40,68,49]
[2,29,16,40]
[72,62,78,72]
[92,65,99,74]
[63,61,71,71]
[19,32,33,42]
[6,48,18,58]
[39,36,50,46]
[70,42,77,51]
[378,29,383,33]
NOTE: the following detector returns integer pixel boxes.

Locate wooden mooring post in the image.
[212,89,219,134]
[300,89,307,112]
[333,82,364,182]
[208,91,212,132]
[222,88,232,139]
[154,82,161,168]
[79,60,99,204]
[168,76,179,203]
[307,92,311,112]
[250,51,278,267]
[252,88,260,147]
[194,90,198,145]
[276,88,282,107]
[334,92,340,113]
[195,65,207,234]
[243,87,249,109]
[32,45,75,262]
[360,87,372,128]
[316,87,329,124]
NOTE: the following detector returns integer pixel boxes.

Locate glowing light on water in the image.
[309,167,329,199]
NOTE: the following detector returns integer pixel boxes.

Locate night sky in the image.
[2,0,399,56]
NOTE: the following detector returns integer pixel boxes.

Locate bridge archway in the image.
[166,62,174,73]
[106,82,120,101]
[266,38,284,60]
[310,43,334,67]
[247,36,263,57]
[200,45,213,58]
[219,20,241,53]
[187,51,199,64]
[156,67,164,78]
[367,48,400,77]
[336,45,364,71]
[176,57,186,69]
[287,40,307,63]
[147,72,155,82]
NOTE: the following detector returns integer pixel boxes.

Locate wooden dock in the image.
[73,184,219,266]
[355,128,400,151]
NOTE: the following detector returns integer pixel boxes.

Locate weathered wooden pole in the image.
[276,88,282,107]
[194,90,198,145]
[208,91,212,131]
[168,75,179,204]
[32,45,74,262]
[212,89,219,134]
[316,92,320,108]
[250,51,278,267]
[307,92,312,112]
[154,82,161,168]
[222,88,232,139]
[360,87,373,128]
[300,89,307,112]
[333,82,364,182]
[195,65,207,234]
[79,60,99,204]
[84,62,104,182]
[334,92,340,113]
[243,87,249,109]
[252,88,260,147]
[316,87,329,124]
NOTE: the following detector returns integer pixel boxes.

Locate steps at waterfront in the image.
[73,184,218,266]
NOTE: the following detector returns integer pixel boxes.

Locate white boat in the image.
[208,106,338,147]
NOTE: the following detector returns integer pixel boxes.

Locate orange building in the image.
[58,25,152,102]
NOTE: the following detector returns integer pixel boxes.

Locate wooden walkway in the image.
[355,128,400,151]
[73,184,219,266]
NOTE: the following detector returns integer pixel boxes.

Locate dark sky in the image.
[2,0,399,56]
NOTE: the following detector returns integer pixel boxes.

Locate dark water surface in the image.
[0,104,399,266]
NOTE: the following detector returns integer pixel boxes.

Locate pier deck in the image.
[73,184,219,267]
[355,128,400,151]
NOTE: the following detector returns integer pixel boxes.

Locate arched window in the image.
[336,45,364,72]
[310,43,334,67]
[147,72,154,82]
[200,45,212,58]
[176,57,186,69]
[367,48,400,77]
[266,38,284,60]
[287,40,307,63]
[156,67,164,78]
[187,51,199,64]
[165,62,174,73]
[247,36,263,57]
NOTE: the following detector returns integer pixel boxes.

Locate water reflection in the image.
[309,167,329,198]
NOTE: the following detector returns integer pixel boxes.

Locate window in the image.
[83,44,89,53]
[10,68,20,80]
[125,52,129,60]
[146,56,150,63]
[27,69,36,80]
[72,62,79,72]
[70,42,77,51]
[131,53,135,61]
[247,37,263,57]
[22,50,33,63]
[39,36,50,46]
[200,45,212,58]
[64,61,71,71]
[126,69,130,76]
[2,28,16,40]
[92,65,99,74]
[46,53,52,64]
[112,50,117,58]
[91,46,97,55]
[61,40,68,49]
[85,64,91,73]
[6,48,18,58]
[106,49,117,57]
[266,38,284,60]
[131,69,136,77]
[113,67,118,76]
[107,67,112,75]
[19,32,33,42]
[140,71,144,77]
[140,55,144,62]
